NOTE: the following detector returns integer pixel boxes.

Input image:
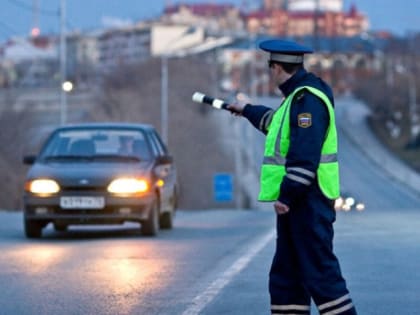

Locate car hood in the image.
[26,161,153,187]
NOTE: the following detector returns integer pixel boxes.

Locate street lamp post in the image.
[59,0,67,125]
[159,26,197,144]
[161,55,169,143]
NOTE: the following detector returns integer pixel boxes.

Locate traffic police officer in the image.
[228,39,357,315]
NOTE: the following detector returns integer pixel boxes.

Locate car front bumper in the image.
[23,192,155,224]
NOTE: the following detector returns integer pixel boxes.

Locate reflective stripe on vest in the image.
[258,86,340,201]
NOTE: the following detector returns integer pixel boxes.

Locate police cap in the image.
[259,39,313,64]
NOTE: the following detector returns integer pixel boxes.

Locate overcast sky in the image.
[0,0,419,42]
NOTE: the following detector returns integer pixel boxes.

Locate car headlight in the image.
[107,178,149,195]
[26,179,60,196]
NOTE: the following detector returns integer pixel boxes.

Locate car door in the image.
[148,130,176,211]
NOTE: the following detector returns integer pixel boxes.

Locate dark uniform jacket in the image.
[242,68,334,207]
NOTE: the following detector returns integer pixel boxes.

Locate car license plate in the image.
[60,196,105,209]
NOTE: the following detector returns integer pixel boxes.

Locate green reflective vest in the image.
[258,86,340,201]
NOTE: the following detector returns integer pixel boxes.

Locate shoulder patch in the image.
[298,113,312,128]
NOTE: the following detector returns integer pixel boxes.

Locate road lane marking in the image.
[181,229,275,315]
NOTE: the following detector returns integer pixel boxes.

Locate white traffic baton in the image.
[192,92,239,113]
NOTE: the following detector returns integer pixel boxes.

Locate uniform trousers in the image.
[269,187,357,315]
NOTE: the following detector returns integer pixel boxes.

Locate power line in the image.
[6,0,58,17]
[5,0,77,36]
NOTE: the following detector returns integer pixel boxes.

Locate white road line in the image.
[181,229,276,315]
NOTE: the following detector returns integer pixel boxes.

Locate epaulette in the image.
[295,90,305,101]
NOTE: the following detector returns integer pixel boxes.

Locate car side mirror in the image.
[156,155,173,165]
[154,155,173,179]
[23,155,37,165]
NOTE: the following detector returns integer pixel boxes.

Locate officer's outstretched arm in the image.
[241,105,274,134]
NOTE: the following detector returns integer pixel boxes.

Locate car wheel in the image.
[24,219,42,238]
[141,201,159,236]
[54,223,68,232]
[159,210,173,229]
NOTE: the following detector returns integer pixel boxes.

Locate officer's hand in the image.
[274,201,290,215]
[226,102,248,116]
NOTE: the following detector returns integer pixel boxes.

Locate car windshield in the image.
[39,128,152,162]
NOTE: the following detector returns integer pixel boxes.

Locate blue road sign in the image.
[214,173,233,202]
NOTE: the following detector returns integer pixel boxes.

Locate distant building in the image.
[97,24,151,70]
[247,3,368,37]
[161,3,244,35]
[0,37,58,87]
[287,0,343,12]
[66,32,100,83]
[264,0,286,10]
[1,37,56,63]
[161,1,368,38]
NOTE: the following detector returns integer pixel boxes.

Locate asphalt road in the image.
[0,209,275,315]
[0,97,419,315]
